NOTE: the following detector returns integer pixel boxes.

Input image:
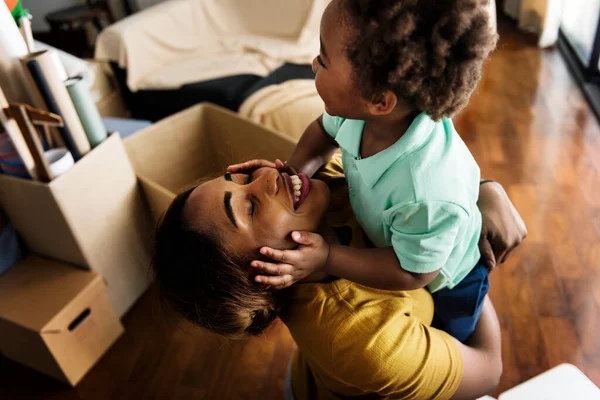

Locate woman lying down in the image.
[152,155,526,400]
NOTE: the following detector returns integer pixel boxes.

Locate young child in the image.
[229,0,498,342]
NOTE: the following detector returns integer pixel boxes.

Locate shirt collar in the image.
[345,113,437,188]
[334,119,364,159]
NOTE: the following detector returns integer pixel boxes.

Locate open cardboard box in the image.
[0,134,154,317]
[0,255,124,386]
[124,104,297,222]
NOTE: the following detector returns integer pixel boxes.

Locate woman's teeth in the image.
[291,175,302,201]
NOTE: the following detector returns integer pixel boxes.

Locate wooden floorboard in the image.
[2,17,600,399]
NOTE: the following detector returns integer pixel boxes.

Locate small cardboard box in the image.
[0,134,153,317]
[124,104,297,222]
[0,255,124,386]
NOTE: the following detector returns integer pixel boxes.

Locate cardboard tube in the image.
[0,2,34,104]
[20,50,90,160]
[66,77,108,148]
[18,16,34,53]
[49,50,68,82]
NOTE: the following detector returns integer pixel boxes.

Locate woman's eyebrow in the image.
[224,191,238,228]
[224,173,232,182]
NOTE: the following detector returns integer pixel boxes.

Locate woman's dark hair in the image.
[341,0,498,120]
[152,187,281,338]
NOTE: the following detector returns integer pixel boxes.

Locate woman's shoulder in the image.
[282,281,434,352]
[284,282,463,398]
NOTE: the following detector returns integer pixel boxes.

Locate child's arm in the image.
[326,245,439,291]
[251,231,438,291]
[286,116,339,177]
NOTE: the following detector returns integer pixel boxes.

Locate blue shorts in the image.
[431,261,490,343]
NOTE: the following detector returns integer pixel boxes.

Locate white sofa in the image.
[95,0,325,92]
[94,0,328,120]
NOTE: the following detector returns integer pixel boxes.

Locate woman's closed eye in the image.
[246,172,256,217]
[248,196,256,217]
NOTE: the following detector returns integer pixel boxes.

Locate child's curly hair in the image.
[341,0,498,120]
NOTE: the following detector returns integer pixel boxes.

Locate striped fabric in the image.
[0,129,30,179]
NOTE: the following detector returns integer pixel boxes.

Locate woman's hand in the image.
[478,181,527,270]
[251,231,330,289]
[227,159,297,175]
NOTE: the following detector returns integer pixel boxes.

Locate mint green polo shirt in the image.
[322,112,482,292]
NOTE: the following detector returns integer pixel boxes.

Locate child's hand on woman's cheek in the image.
[251,232,330,289]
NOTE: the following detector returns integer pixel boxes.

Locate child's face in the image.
[312,0,371,119]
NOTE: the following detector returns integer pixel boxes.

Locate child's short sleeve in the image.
[322,112,345,139]
[385,201,469,274]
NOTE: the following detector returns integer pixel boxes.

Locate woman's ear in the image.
[367,91,398,116]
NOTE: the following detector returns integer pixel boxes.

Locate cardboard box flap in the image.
[138,175,176,223]
[204,104,296,169]
[47,133,153,317]
[48,133,121,188]
[124,105,211,193]
[0,176,88,267]
[0,256,98,332]
[124,103,297,196]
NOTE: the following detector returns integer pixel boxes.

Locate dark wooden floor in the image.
[2,18,600,399]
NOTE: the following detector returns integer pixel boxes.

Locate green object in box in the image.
[65,76,108,147]
[5,0,29,24]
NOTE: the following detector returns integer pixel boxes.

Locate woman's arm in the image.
[328,293,501,399]
[451,296,502,399]
[328,295,502,400]
[287,116,339,178]
[478,181,527,269]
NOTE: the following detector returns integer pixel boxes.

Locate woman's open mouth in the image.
[282,172,311,210]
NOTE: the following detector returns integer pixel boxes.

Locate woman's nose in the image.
[312,57,319,74]
[250,169,279,197]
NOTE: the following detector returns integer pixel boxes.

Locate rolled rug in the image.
[20,50,90,160]
[66,76,107,147]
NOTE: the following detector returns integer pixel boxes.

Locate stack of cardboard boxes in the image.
[0,103,297,385]
[0,133,153,385]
